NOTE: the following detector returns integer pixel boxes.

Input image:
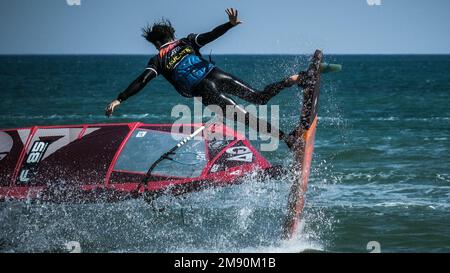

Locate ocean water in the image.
[0,55,449,253]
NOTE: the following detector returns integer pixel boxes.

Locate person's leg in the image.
[206,68,302,105]
[193,79,295,148]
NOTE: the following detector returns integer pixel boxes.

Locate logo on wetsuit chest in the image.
[159,40,215,95]
[166,47,194,70]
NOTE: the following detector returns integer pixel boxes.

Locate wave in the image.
[318,116,450,122]
[307,183,450,210]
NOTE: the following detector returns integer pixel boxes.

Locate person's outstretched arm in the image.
[105,68,157,117]
[194,8,242,47]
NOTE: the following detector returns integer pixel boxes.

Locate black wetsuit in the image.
[116,22,294,138]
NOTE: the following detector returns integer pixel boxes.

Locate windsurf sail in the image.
[0,122,272,202]
[136,117,219,194]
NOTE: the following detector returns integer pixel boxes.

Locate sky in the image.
[0,0,449,54]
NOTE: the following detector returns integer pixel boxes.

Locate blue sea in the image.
[0,55,449,253]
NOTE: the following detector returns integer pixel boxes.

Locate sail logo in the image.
[136,131,147,138]
[367,0,381,6]
[226,146,253,163]
[18,141,50,183]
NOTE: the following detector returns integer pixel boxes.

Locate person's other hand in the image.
[105,100,121,117]
[226,8,242,26]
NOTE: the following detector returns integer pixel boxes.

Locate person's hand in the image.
[226,8,242,26]
[105,99,121,117]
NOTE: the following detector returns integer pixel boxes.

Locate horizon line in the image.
[1,53,450,56]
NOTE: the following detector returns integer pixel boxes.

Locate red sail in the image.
[0,123,271,202]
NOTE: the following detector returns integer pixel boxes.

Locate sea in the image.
[0,54,449,253]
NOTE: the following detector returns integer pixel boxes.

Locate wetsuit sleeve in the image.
[188,22,235,48]
[116,64,158,102]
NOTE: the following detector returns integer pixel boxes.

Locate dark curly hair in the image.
[142,18,175,47]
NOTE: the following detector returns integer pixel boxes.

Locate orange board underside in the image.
[282,116,318,239]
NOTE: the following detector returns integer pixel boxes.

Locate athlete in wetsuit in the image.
[106,8,305,148]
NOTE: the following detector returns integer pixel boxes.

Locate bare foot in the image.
[285,74,300,87]
[286,71,308,88]
[290,74,300,82]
